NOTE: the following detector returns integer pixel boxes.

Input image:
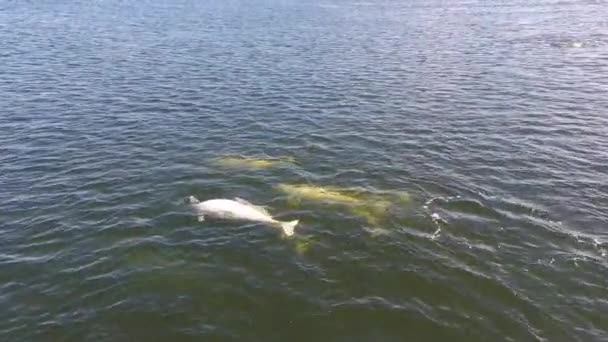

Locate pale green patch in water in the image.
[213,155,296,170]
[362,226,392,238]
[292,236,316,255]
[393,191,411,204]
[276,183,366,205]
[278,183,410,227]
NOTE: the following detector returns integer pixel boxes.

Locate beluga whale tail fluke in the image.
[187,195,299,237]
[278,219,299,237]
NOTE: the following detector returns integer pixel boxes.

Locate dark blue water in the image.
[1,0,607,340]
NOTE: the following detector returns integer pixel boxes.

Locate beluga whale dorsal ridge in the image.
[187,196,299,236]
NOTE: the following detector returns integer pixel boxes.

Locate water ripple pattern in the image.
[1,0,607,341]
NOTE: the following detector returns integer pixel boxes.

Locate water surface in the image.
[1,0,607,340]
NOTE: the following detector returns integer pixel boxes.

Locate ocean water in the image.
[1,0,607,340]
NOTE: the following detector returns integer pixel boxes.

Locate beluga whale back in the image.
[187,196,299,236]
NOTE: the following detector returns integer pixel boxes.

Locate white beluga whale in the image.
[187,196,299,236]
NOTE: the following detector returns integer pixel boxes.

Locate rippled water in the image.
[1,0,607,340]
